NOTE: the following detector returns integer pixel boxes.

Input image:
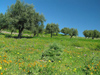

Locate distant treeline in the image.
[83,30,100,39]
[0,0,100,39]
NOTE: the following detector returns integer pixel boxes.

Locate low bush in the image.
[71,41,83,47]
[41,43,63,62]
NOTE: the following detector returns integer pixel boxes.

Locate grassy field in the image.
[0,32,100,75]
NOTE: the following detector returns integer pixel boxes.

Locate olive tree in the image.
[7,0,45,38]
[69,28,78,38]
[61,27,70,35]
[45,23,60,37]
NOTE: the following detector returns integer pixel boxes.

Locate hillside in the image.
[0,32,100,75]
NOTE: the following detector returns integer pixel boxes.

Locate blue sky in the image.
[0,0,100,37]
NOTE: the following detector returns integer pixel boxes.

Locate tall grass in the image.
[0,33,100,75]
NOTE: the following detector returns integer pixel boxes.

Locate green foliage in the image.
[69,28,78,38]
[83,30,89,38]
[0,44,5,48]
[82,56,100,75]
[0,13,8,31]
[45,23,60,37]
[92,30,100,39]
[0,13,3,31]
[23,29,32,34]
[8,24,16,35]
[31,13,45,36]
[0,33,100,75]
[4,0,46,38]
[41,43,63,62]
[90,44,100,51]
[55,24,60,35]
[61,27,70,35]
[83,30,100,39]
[71,41,84,47]
[61,27,78,38]
[96,44,100,51]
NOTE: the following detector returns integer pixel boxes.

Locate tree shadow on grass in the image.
[0,33,5,35]
[61,34,67,36]
[52,34,58,36]
[6,35,34,39]
[0,33,34,39]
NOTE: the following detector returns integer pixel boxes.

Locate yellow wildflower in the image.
[68,67,69,69]
[49,60,51,62]
[90,72,93,75]
[59,61,61,62]
[55,73,57,75]
[73,68,76,72]
[0,66,2,70]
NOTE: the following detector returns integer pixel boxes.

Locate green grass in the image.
[0,32,100,75]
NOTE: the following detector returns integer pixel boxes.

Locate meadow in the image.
[0,32,100,75]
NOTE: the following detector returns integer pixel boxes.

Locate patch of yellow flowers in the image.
[0,66,2,70]
[73,68,76,72]
[49,60,51,62]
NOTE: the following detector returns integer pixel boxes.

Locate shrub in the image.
[71,42,83,47]
[95,44,100,51]
[41,43,63,62]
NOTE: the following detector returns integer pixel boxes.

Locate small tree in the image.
[91,30,99,39]
[83,30,100,39]
[87,30,92,38]
[61,27,70,35]
[8,24,16,35]
[31,26,38,36]
[96,32,100,38]
[83,30,88,38]
[45,23,59,37]
[31,13,45,36]
[55,24,60,35]
[69,28,78,38]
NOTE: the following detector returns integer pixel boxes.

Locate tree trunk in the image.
[34,33,36,36]
[18,27,24,38]
[70,36,72,38]
[37,33,38,36]
[51,32,52,38]
[18,30,22,38]
[92,37,94,39]
[0,28,2,33]
[11,31,12,35]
